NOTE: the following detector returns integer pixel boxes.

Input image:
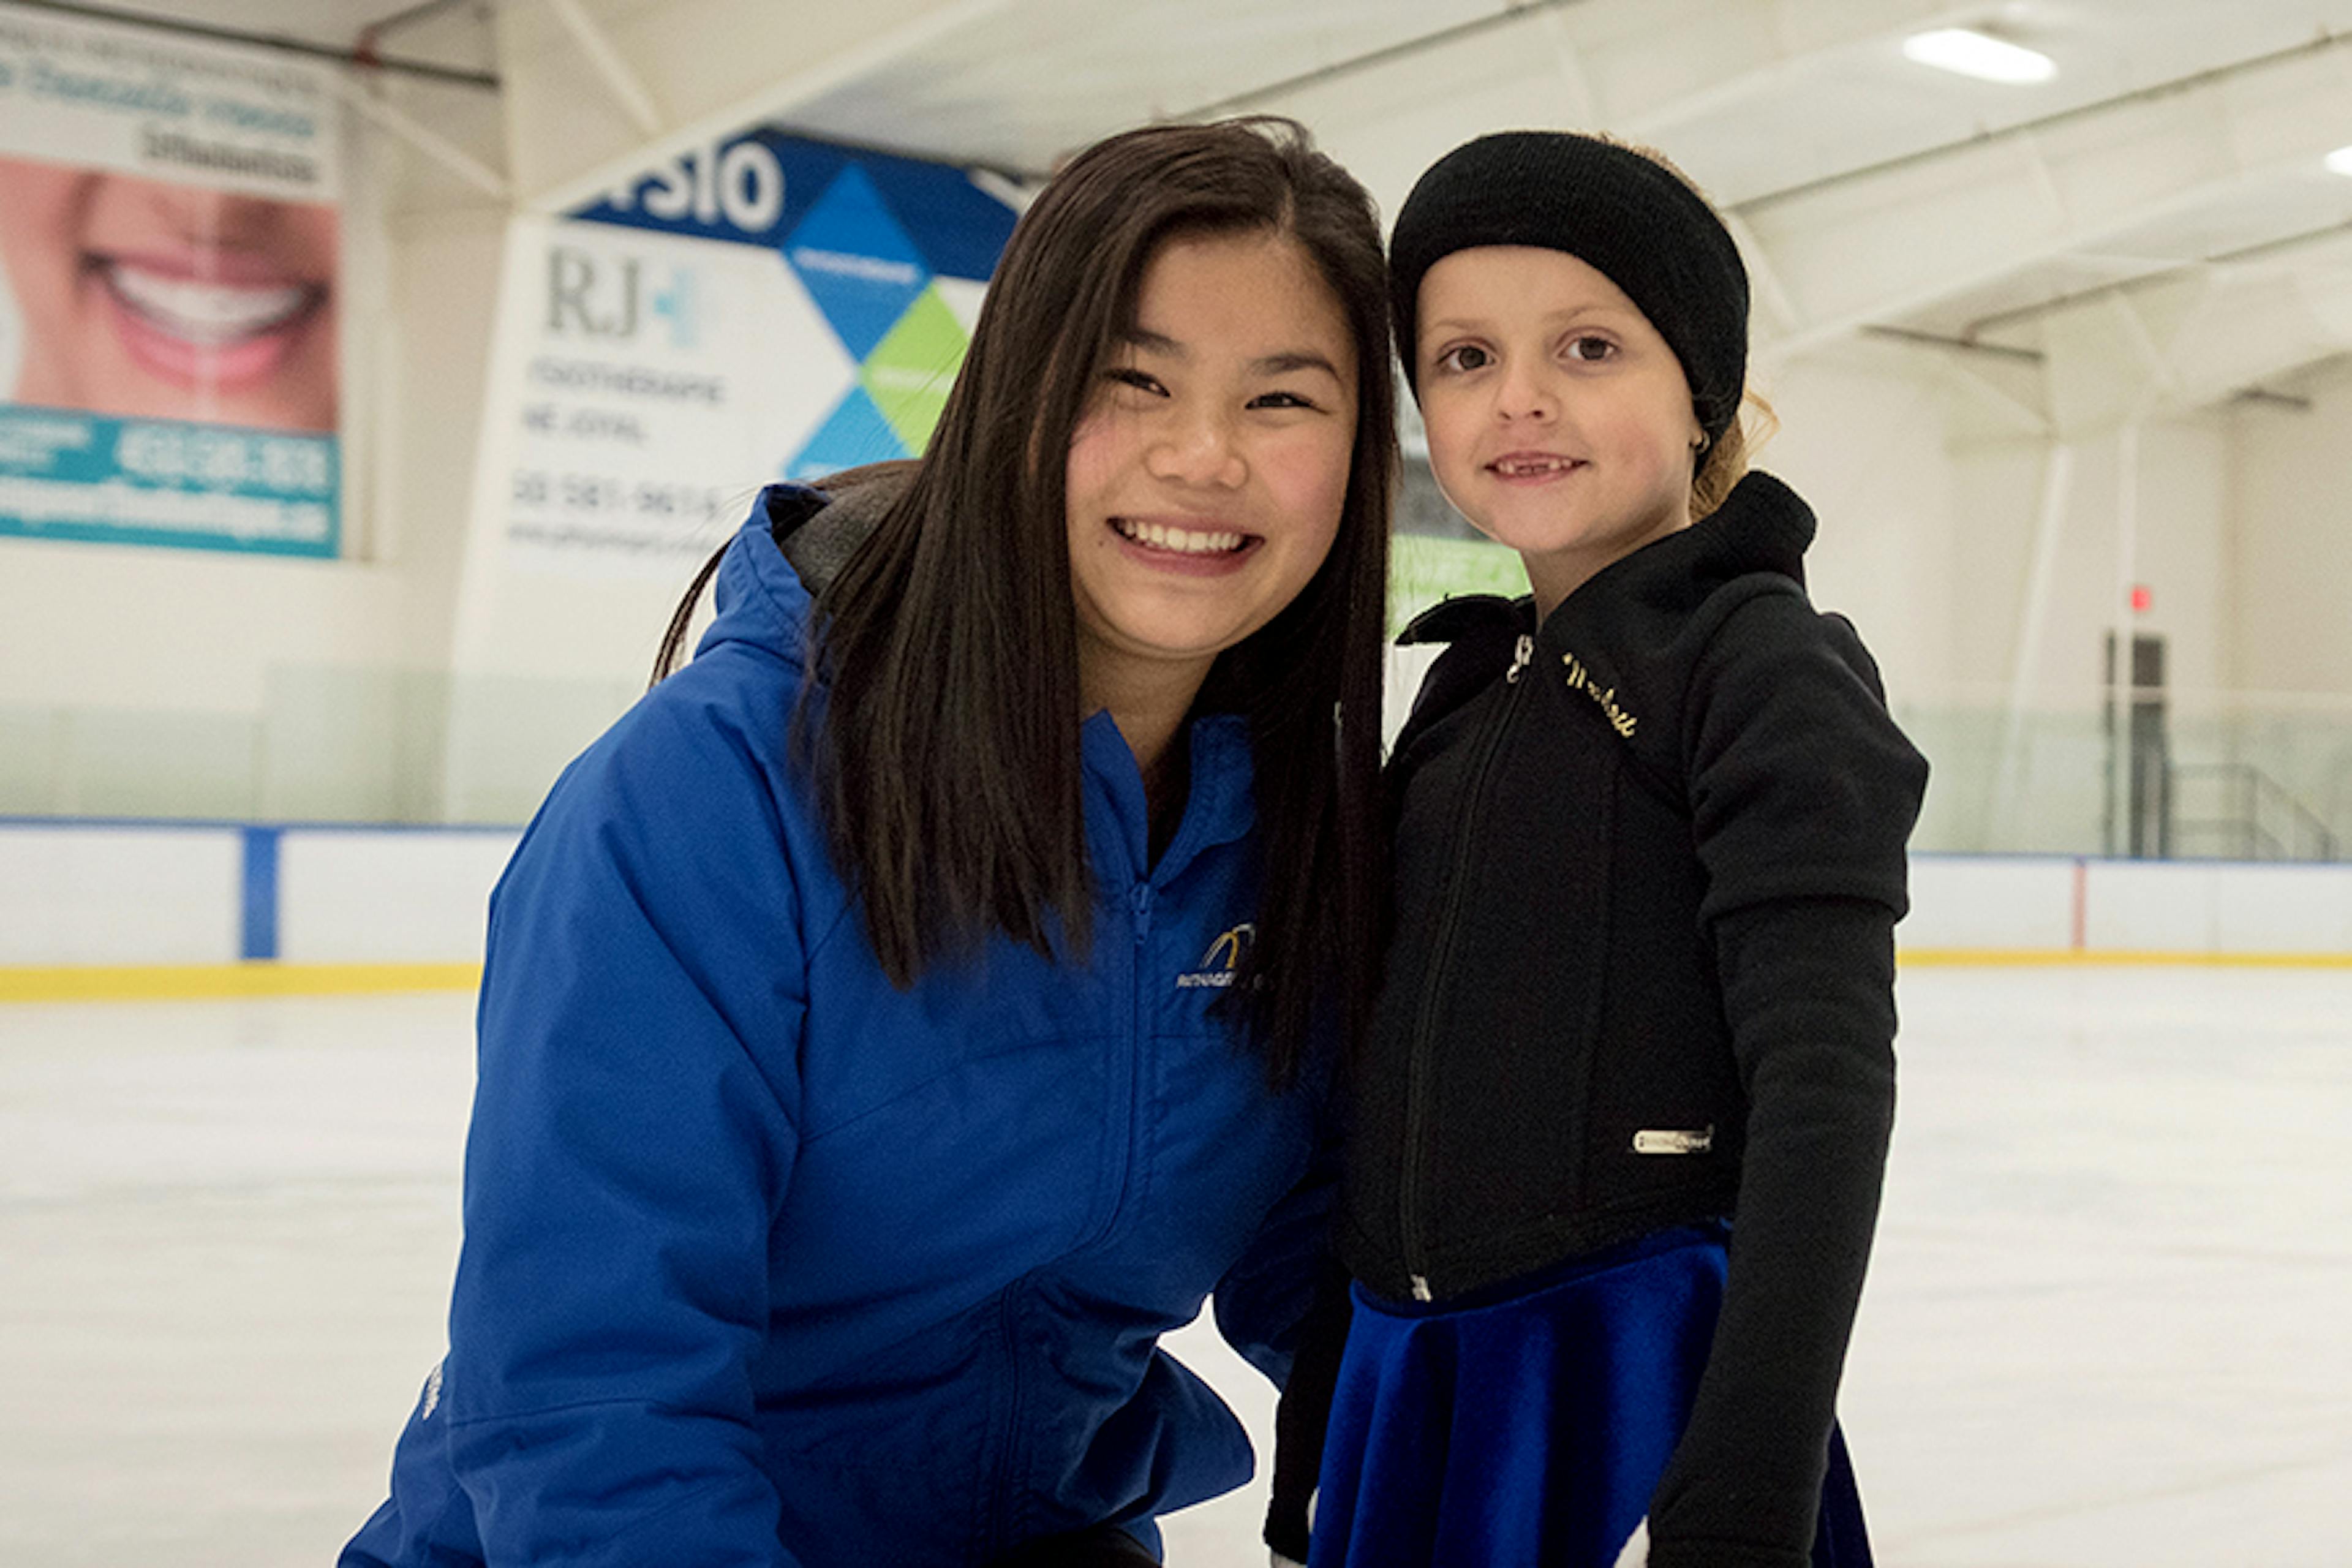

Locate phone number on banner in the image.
[116,424,335,493]
[0,407,338,556]
[510,469,736,526]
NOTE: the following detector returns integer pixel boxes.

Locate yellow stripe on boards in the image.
[7,951,2350,1003]
[0,962,482,1003]
[1898,949,2352,970]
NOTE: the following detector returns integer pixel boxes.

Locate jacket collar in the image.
[1561,467,1811,631]
[1395,469,1814,650]
[1082,709,1255,884]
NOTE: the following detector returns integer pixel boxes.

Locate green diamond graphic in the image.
[860,286,968,452]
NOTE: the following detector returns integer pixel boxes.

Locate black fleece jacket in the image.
[1269,472,1928,1567]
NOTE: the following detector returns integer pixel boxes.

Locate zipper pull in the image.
[1132,882,1152,946]
[1504,633,1534,684]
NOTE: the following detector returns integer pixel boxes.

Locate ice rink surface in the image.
[2,966,2348,1566]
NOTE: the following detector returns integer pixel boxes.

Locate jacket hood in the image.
[689,470,1256,875]
[1589,468,1812,627]
[693,473,906,669]
[1550,470,1816,687]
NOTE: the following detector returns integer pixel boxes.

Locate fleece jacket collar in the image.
[1398,470,1815,650]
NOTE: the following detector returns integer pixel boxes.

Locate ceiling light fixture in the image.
[2327,145,2352,176]
[1902,28,2057,85]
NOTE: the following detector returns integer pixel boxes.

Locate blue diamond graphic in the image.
[783,165,930,361]
[785,386,908,480]
[859,153,1020,282]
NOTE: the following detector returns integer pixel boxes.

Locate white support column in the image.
[1991,440,2074,846]
[2107,422,2143,854]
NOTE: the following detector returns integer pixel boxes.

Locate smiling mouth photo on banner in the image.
[0,0,344,560]
[0,156,336,434]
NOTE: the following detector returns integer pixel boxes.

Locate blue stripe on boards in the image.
[240,826,281,961]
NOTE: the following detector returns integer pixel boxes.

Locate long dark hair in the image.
[658,118,1393,1085]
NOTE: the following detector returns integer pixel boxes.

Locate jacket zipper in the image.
[1103,879,1151,1242]
[1399,632,1533,1301]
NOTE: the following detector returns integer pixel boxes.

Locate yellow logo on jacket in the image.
[1177,923,1255,988]
[1562,651,1638,739]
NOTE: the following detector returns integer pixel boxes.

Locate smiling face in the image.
[1414,244,1703,612]
[0,159,338,432]
[1065,228,1359,707]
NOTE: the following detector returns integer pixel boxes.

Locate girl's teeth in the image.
[100,262,316,344]
[1496,457,1574,475]
[1117,519,1246,554]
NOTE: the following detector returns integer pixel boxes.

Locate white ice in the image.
[1,968,2346,1565]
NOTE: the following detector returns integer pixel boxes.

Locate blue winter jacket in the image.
[343,486,1334,1567]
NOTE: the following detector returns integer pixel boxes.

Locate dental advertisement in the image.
[0,1,339,558]
[494,130,1020,575]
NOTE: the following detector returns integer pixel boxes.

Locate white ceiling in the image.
[91,0,2352,421]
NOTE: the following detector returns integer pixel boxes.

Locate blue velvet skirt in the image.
[1305,1224,1870,1568]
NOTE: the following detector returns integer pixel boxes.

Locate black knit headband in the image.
[1389,131,1750,447]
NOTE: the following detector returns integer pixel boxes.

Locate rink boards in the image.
[2,818,2350,1000]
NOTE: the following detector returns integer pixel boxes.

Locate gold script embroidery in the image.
[1561,652,1638,738]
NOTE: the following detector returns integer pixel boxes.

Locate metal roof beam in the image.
[541,0,667,138]
[339,75,510,200]
[1303,0,1978,201]
[2148,268,2352,415]
[1738,32,2352,364]
[496,0,1016,214]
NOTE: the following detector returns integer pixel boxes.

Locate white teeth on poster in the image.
[0,0,342,559]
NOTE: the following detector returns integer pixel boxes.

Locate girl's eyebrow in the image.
[1122,329,1341,380]
[1422,301,1638,338]
[1253,350,1343,379]
[1123,328,1186,357]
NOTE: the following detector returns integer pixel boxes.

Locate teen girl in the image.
[342,118,1396,1568]
[1270,131,1929,1568]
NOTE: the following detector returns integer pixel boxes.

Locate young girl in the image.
[1269,131,1929,1568]
[341,118,1396,1568]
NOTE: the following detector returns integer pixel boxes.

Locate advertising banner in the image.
[0,1,339,557]
[496,130,1021,575]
